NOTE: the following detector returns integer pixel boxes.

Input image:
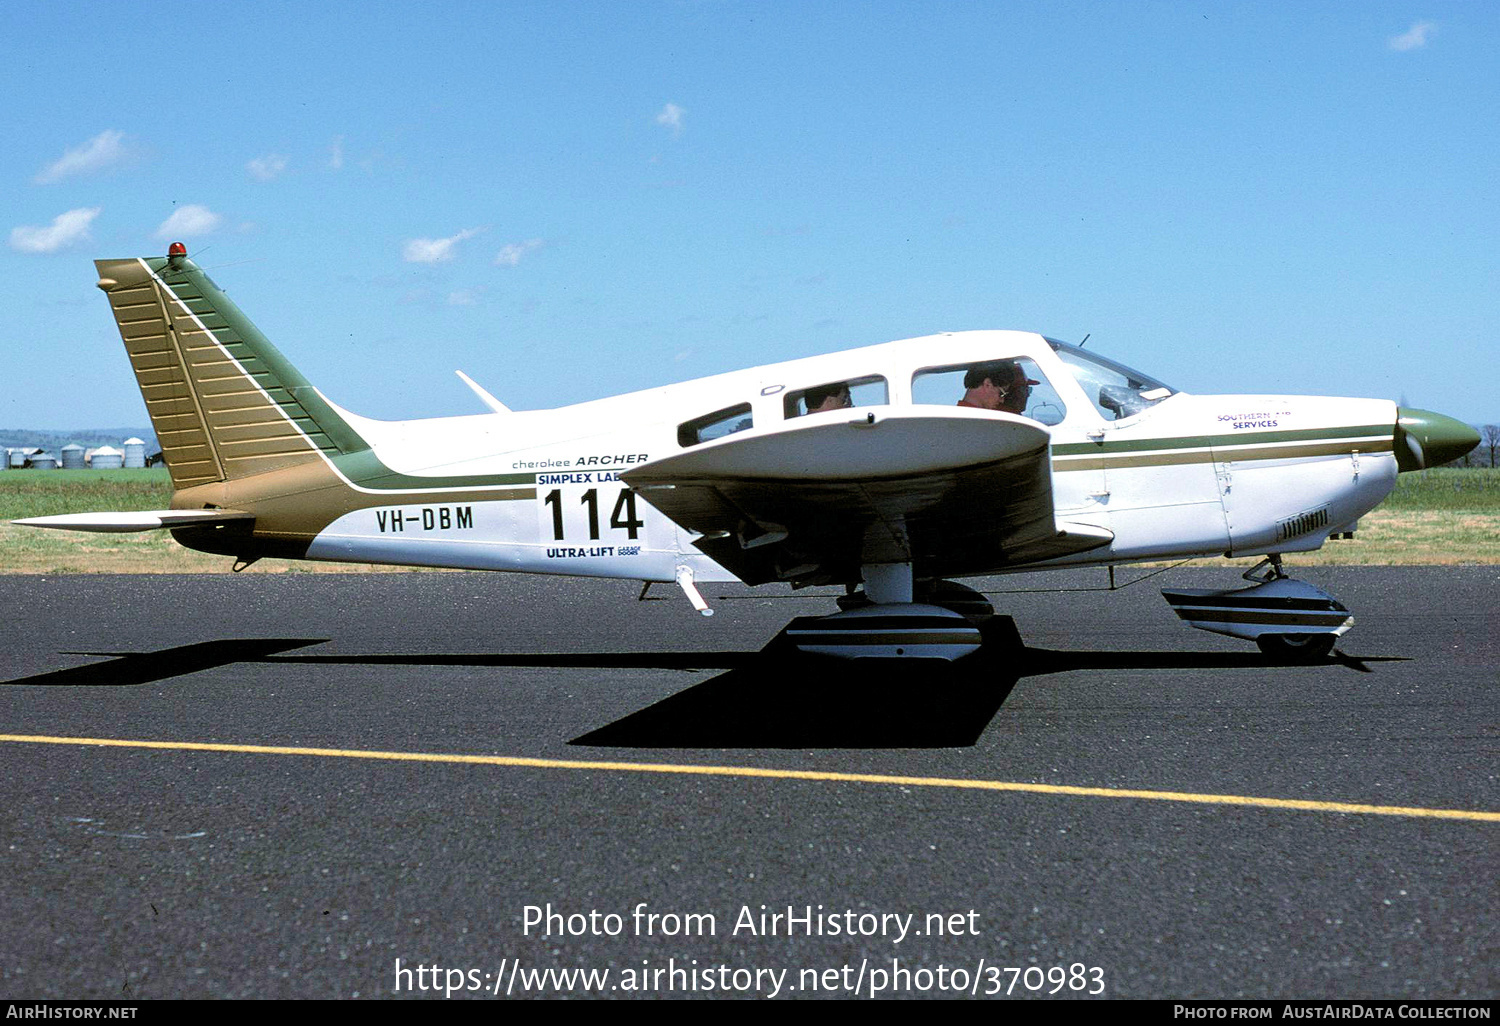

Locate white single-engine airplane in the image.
[17,245,1479,661]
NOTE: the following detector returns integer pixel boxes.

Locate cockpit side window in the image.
[911,357,1067,425]
[678,403,753,447]
[784,375,888,418]
[1046,339,1176,421]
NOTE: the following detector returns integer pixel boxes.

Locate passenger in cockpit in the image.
[803,381,853,414]
[957,360,1039,416]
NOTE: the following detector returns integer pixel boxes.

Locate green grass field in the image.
[1,466,1496,572]
[0,468,416,573]
[0,468,171,520]
[1376,466,1500,510]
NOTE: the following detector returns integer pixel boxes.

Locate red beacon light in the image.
[167,241,187,270]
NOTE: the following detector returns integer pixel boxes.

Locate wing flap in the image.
[12,509,255,533]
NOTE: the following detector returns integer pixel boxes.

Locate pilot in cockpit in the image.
[803,381,853,414]
[957,360,1040,416]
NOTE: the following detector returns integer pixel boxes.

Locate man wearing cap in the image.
[957,360,1040,416]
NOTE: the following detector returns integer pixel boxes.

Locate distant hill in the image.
[0,428,158,454]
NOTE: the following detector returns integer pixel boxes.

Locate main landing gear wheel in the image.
[1255,633,1337,662]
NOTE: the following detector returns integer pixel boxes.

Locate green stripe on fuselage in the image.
[332,448,538,492]
[1051,424,1391,457]
[1054,438,1393,472]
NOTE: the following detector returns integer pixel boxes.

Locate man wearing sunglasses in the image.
[957,359,1040,416]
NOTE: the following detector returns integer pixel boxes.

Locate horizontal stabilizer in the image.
[11,509,255,534]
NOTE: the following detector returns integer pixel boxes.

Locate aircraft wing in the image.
[622,409,1111,586]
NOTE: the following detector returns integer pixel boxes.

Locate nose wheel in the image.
[1161,554,1351,661]
[1255,632,1337,662]
[1242,555,1339,661]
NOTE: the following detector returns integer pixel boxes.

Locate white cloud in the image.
[155,204,224,240]
[403,227,484,263]
[494,238,545,267]
[9,207,101,253]
[328,136,345,170]
[448,289,482,306]
[34,130,130,185]
[247,154,289,181]
[655,103,685,136]
[1390,21,1436,51]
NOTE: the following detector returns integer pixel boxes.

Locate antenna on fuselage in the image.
[1078,333,1091,348]
[455,370,512,414]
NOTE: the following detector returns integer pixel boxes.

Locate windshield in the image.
[1046,339,1177,420]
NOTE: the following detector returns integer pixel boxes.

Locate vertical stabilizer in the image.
[94,248,367,489]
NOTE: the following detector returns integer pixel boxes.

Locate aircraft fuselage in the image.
[167,330,1399,584]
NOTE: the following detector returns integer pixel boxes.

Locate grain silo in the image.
[29,452,58,470]
[91,446,124,470]
[122,437,146,468]
[60,443,86,469]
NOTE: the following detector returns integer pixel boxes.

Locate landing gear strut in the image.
[1242,553,1288,583]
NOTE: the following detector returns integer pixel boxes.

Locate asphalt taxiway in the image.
[0,566,1495,999]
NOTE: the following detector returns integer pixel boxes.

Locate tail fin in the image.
[94,246,367,490]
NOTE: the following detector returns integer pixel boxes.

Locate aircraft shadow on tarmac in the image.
[3,619,1405,749]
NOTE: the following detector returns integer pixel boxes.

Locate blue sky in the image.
[3,1,1495,429]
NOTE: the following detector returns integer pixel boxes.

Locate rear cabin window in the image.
[678,403,753,447]
[783,376,889,418]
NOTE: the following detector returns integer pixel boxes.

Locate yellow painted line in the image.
[2,733,1496,823]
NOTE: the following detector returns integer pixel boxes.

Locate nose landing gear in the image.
[1162,555,1350,662]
